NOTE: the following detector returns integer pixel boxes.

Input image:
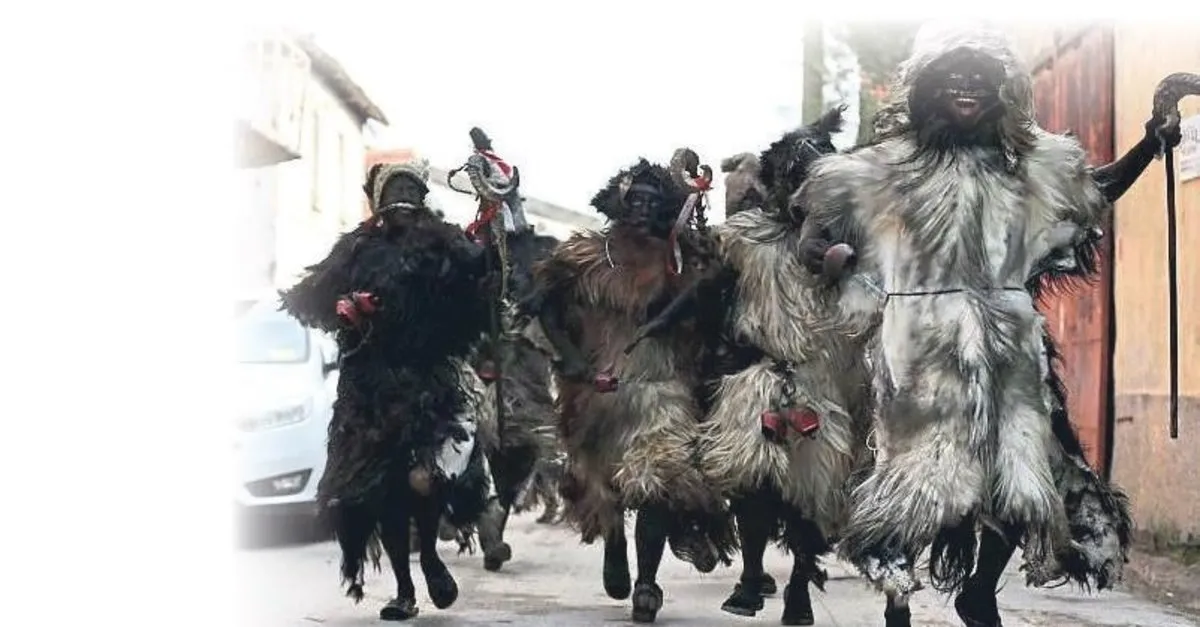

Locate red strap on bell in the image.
[786,407,821,438]
[476,360,498,383]
[335,297,359,326]
[761,410,784,442]
[351,291,378,315]
[594,367,619,393]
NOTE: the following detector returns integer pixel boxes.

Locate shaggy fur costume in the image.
[534,160,736,562]
[472,234,563,518]
[278,162,494,607]
[720,153,767,217]
[506,235,568,524]
[796,24,1130,595]
[700,106,872,541]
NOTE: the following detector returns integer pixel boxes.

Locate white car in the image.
[233,298,338,535]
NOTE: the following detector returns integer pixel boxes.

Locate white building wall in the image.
[270,76,369,290]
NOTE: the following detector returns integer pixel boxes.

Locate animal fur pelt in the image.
[797,23,1122,595]
[471,304,559,510]
[277,165,495,599]
[1036,334,1131,589]
[459,233,564,523]
[534,160,736,563]
[700,211,873,542]
[721,153,767,217]
[694,106,872,539]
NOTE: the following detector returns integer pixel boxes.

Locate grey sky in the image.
[301,1,817,221]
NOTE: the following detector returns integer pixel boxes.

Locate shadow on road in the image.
[235,511,332,550]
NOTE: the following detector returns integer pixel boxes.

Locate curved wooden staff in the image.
[1153,72,1200,439]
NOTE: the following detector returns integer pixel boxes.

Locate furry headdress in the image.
[363,158,432,213]
[720,152,766,218]
[589,158,691,224]
[871,22,1037,161]
[759,105,845,213]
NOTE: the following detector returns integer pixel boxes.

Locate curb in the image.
[1123,549,1200,619]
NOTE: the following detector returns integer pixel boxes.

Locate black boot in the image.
[955,579,1002,627]
[759,572,778,595]
[885,605,912,627]
[476,499,512,572]
[720,578,766,617]
[631,581,664,623]
[423,563,459,610]
[781,581,814,626]
[604,539,632,600]
[379,597,419,621]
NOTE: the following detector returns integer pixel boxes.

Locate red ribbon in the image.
[665,177,711,275]
[463,149,513,241]
[466,200,502,241]
[478,150,512,177]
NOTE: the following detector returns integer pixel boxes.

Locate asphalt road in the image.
[235,513,1199,627]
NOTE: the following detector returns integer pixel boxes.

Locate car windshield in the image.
[237,312,310,364]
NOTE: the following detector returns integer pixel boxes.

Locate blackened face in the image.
[623,182,676,237]
[380,175,427,208]
[911,47,1006,134]
[377,174,430,227]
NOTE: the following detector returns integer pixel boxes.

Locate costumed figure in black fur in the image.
[278,160,497,621]
[466,234,565,570]
[441,128,565,571]
[792,22,1191,627]
[528,151,737,623]
[508,234,570,527]
[624,106,876,626]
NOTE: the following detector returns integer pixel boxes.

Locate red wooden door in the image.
[1029,27,1116,473]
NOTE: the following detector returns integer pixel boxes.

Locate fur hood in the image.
[366,159,432,212]
[872,22,1037,160]
[589,158,692,225]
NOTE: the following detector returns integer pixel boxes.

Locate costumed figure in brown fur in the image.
[278,160,498,621]
[625,106,875,626]
[528,152,737,623]
[792,22,1192,627]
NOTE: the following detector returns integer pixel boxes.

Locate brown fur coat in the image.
[535,224,727,542]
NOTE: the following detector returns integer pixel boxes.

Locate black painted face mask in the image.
[623,182,673,236]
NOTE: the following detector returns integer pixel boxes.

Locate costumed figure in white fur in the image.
[625,106,878,626]
[793,22,1190,626]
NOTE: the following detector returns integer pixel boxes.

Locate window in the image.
[236,310,311,364]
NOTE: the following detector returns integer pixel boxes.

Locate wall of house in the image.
[233,168,278,297]
[271,74,368,289]
[1108,23,1200,543]
[1015,22,1200,542]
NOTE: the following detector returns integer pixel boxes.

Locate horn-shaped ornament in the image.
[666,148,714,275]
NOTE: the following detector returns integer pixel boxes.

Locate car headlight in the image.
[245,469,312,497]
[238,401,310,432]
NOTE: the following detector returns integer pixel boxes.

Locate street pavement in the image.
[235,513,1199,627]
